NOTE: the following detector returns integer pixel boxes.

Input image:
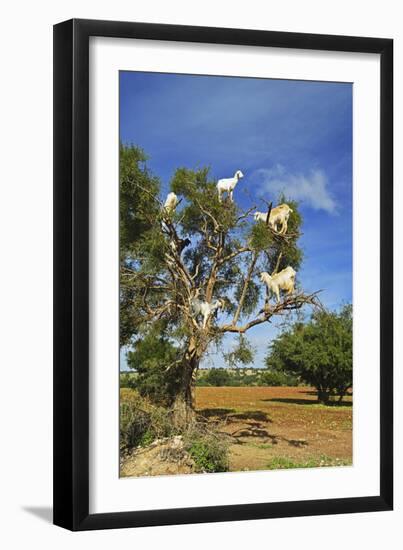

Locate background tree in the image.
[266,305,352,404]
[199,368,232,387]
[120,143,320,426]
[126,321,182,407]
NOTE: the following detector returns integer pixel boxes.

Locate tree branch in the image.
[265,201,273,227]
[220,292,323,334]
[205,230,227,302]
[236,206,256,225]
[194,197,220,233]
[133,181,164,208]
[160,217,194,291]
[232,251,258,325]
[219,246,251,265]
[272,251,283,275]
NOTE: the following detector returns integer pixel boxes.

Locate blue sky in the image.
[120,71,352,370]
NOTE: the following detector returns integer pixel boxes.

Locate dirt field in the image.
[196,386,352,471]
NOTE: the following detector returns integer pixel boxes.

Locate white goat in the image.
[253,211,269,223]
[254,203,293,235]
[191,298,224,329]
[260,267,296,304]
[269,204,293,234]
[216,170,244,202]
[163,192,179,215]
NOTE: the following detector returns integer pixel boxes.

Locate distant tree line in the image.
[121,304,352,404]
[120,368,299,389]
[195,368,299,387]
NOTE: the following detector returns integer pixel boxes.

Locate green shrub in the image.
[260,370,299,387]
[184,427,229,473]
[200,368,232,386]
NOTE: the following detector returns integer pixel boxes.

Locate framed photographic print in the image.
[53,19,393,530]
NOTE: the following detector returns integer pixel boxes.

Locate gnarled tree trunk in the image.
[317,387,331,405]
[172,374,196,429]
[172,337,203,429]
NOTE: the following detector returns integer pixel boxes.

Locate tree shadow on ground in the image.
[231,424,309,448]
[201,407,310,449]
[263,397,352,407]
[287,438,309,447]
[231,422,273,442]
[304,390,353,398]
[198,408,235,419]
[199,408,272,422]
[233,426,271,439]
[229,410,271,422]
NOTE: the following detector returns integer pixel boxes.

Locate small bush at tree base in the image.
[120,390,230,474]
[183,426,229,473]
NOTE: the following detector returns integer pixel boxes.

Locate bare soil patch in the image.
[196,386,352,472]
[120,436,196,477]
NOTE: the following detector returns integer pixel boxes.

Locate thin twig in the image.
[232,251,258,326]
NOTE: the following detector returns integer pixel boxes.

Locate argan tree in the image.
[120,144,320,427]
[266,305,353,404]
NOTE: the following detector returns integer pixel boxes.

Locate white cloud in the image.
[255,165,337,214]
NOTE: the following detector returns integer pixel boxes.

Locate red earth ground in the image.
[195,386,352,471]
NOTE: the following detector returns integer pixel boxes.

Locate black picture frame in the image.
[53,18,393,531]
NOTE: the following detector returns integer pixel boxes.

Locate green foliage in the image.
[267,305,353,403]
[119,143,160,257]
[249,221,274,252]
[170,167,238,235]
[184,427,229,473]
[119,143,162,346]
[260,370,300,387]
[234,277,260,317]
[199,368,232,387]
[138,225,170,272]
[120,372,137,389]
[127,322,182,407]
